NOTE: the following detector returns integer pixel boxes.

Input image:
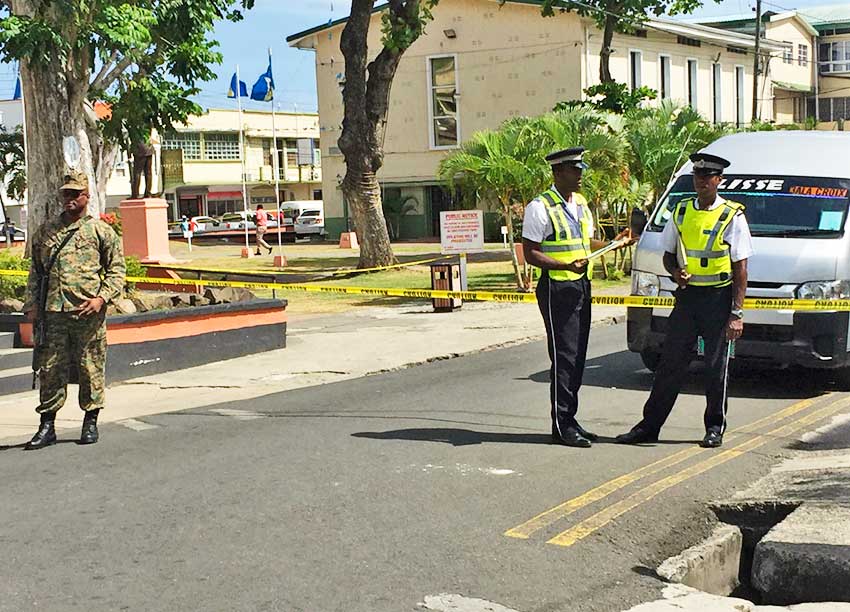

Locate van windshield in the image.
[649,175,850,238]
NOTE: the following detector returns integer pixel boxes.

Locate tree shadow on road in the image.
[521,350,827,400]
[351,428,697,447]
[352,428,553,446]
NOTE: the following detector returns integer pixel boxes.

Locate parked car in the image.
[220,212,256,231]
[294,208,325,237]
[0,225,26,243]
[190,216,225,233]
[628,131,850,384]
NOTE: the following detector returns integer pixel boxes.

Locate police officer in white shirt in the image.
[523,147,632,448]
[616,152,754,448]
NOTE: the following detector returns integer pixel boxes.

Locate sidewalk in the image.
[0,294,627,444]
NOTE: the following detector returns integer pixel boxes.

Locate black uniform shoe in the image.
[575,423,599,442]
[80,410,100,445]
[552,427,592,448]
[267,247,273,255]
[615,427,659,445]
[255,250,261,256]
[700,431,723,448]
[25,413,57,450]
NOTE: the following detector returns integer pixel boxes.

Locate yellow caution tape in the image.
[3,268,850,311]
[146,255,451,278]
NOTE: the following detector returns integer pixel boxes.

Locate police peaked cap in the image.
[546,147,588,169]
[689,152,731,175]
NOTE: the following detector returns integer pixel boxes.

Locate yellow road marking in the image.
[546,395,850,547]
[504,395,823,540]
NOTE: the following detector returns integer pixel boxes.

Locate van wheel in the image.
[640,350,662,372]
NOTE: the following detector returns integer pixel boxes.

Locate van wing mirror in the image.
[630,209,648,237]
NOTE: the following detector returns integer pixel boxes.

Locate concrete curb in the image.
[657,524,743,595]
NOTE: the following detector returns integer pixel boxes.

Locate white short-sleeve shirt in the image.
[522,186,594,243]
[660,195,754,263]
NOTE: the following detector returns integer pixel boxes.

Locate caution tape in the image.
[5,268,850,311]
[146,255,451,278]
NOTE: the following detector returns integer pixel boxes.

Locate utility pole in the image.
[752,0,762,123]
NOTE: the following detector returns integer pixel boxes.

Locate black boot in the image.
[80,409,100,445]
[267,246,273,255]
[25,413,57,450]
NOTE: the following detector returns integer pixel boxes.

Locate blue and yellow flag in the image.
[250,59,275,102]
[227,73,248,99]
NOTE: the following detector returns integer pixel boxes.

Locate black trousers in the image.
[536,274,591,434]
[639,284,734,436]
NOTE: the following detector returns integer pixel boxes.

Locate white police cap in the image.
[689,152,731,175]
[546,147,588,169]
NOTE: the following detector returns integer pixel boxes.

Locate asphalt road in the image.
[1,325,846,612]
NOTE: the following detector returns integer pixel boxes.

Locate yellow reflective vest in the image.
[538,188,594,282]
[673,198,745,287]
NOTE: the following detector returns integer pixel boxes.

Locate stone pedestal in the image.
[339,232,359,249]
[119,198,177,264]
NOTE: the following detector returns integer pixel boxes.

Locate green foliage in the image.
[0,250,29,301]
[557,82,658,114]
[623,100,732,203]
[381,0,439,52]
[0,125,26,204]
[124,255,147,294]
[540,0,714,35]
[0,0,255,158]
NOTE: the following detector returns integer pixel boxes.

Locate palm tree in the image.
[624,101,732,206]
[439,108,630,288]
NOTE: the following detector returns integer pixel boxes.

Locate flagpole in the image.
[269,48,284,263]
[236,64,250,254]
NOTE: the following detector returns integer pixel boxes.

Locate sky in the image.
[0,0,844,110]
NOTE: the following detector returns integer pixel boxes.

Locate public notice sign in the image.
[440,210,485,255]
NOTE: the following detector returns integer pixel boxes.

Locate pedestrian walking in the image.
[616,152,752,449]
[522,147,632,448]
[22,168,126,450]
[255,204,272,255]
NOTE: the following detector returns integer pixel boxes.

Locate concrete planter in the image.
[0,298,287,387]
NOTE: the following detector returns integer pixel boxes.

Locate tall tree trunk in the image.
[343,170,393,267]
[339,0,428,269]
[12,1,105,252]
[599,10,618,84]
[504,201,524,289]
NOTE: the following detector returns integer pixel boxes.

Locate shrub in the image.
[100,211,122,236]
[0,251,29,301]
[124,255,146,294]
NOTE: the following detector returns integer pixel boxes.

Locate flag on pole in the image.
[12,76,21,101]
[250,58,275,102]
[227,73,248,98]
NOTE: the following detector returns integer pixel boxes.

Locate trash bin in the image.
[430,261,462,312]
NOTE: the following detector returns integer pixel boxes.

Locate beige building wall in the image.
[297,0,800,238]
[311,0,586,236]
[586,29,760,124]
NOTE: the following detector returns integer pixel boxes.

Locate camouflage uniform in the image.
[24,212,125,415]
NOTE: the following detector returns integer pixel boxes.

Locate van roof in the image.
[688,131,850,179]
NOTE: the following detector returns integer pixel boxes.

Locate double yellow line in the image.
[505,394,850,547]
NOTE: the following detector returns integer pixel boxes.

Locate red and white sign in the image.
[440,210,485,255]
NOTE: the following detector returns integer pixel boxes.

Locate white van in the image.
[282,200,325,237]
[629,131,850,384]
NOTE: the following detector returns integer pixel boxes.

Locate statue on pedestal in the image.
[130,137,155,199]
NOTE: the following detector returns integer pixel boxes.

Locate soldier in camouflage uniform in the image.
[22,169,126,450]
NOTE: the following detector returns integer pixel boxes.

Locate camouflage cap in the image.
[60,169,89,192]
